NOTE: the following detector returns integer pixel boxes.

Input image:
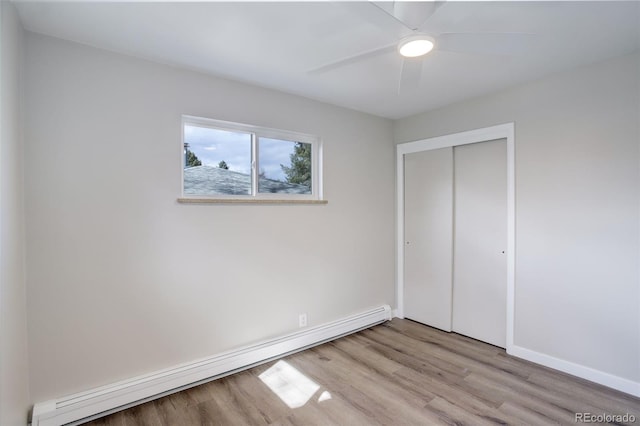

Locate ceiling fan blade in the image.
[308,44,395,74]
[436,32,537,56]
[398,58,423,95]
[337,1,407,33]
[395,1,446,31]
[372,1,446,31]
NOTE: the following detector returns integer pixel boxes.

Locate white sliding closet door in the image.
[404,148,453,331]
[452,139,507,348]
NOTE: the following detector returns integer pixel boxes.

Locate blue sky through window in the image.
[184,125,251,174]
[184,125,297,182]
[259,138,297,182]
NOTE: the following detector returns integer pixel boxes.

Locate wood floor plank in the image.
[289,344,443,425]
[498,400,565,426]
[465,359,629,420]
[84,412,126,426]
[357,331,471,383]
[368,323,531,381]
[526,369,640,417]
[202,373,272,425]
[300,345,432,414]
[463,372,579,424]
[238,369,295,424]
[392,366,524,425]
[121,402,163,426]
[153,396,203,426]
[329,333,404,375]
[427,396,504,426]
[387,319,502,358]
[84,319,640,425]
[309,342,435,410]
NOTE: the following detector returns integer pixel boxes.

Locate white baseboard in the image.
[508,345,640,397]
[31,305,392,426]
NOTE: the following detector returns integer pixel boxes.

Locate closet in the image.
[403,138,507,348]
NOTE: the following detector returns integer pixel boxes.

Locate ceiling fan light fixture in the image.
[398,35,435,58]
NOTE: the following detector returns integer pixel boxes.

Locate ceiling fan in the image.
[309,1,535,94]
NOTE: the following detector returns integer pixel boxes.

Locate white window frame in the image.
[181,115,323,201]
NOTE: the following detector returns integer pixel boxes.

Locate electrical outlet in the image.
[299,313,307,328]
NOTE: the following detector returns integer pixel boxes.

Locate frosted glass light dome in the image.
[398,35,435,58]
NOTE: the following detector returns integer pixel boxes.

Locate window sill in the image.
[177,198,328,205]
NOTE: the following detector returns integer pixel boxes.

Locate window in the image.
[258,138,312,195]
[181,116,322,201]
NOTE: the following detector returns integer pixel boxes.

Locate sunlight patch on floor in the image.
[317,390,332,402]
[259,360,321,408]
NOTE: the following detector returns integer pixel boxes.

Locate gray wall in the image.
[17,20,640,408]
[395,52,640,384]
[0,2,30,425]
[23,33,395,401]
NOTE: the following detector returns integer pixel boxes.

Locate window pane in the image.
[258,138,312,194]
[183,125,252,195]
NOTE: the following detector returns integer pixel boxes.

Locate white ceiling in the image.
[14,1,640,119]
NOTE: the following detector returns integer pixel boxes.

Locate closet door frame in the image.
[396,123,516,353]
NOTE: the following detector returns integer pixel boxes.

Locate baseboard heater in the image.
[31,305,392,426]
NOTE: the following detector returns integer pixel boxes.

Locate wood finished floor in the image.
[84,319,640,425]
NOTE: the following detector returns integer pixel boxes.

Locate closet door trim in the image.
[396,123,515,352]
